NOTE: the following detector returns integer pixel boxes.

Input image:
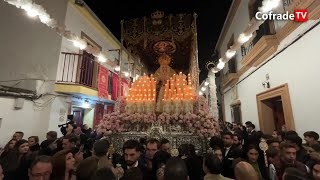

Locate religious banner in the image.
[112,73,119,100]
[98,66,109,99]
[93,103,104,127]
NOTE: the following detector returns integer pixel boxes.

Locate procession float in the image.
[97,11,220,154]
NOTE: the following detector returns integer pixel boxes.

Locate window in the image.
[231,104,242,124]
[79,32,102,89]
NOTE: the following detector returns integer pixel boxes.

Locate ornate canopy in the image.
[122,11,197,74]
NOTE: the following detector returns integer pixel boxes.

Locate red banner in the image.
[98,66,108,99]
[93,103,104,127]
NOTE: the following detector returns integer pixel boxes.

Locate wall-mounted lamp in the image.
[114,66,120,72]
[82,100,90,109]
[262,74,270,88]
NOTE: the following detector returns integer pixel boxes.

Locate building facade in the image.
[216,0,320,136]
[0,0,146,145]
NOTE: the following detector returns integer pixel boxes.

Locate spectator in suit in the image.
[122,140,152,180]
[221,131,242,178]
[246,123,256,136]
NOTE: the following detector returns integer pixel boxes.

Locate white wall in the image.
[0,95,70,147]
[223,23,320,136]
[83,108,95,128]
[0,1,70,146]
[0,97,35,146]
[0,0,68,91]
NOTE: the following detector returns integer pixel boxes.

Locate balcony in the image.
[240,16,280,66]
[222,58,238,90]
[222,73,239,90]
[241,34,279,67]
[55,52,100,97]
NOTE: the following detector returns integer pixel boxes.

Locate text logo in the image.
[294,10,308,22]
[255,10,308,22]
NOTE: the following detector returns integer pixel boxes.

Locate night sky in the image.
[83,0,232,82]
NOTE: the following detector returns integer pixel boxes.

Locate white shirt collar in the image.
[128,161,139,169]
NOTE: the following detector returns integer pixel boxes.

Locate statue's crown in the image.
[151,11,164,19]
[158,54,171,65]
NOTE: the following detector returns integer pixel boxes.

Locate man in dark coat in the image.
[221,131,242,178]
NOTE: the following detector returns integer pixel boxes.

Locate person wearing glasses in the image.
[29,155,53,180]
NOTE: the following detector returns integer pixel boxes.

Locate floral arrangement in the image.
[96,111,157,133]
[96,95,219,138]
[158,110,219,138]
[114,96,127,113]
[193,95,209,114]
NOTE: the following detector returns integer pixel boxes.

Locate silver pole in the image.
[118,20,124,98]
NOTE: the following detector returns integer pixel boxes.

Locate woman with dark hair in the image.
[178,144,203,180]
[51,149,76,180]
[243,144,267,180]
[0,139,17,158]
[0,139,32,180]
[28,136,40,152]
[152,150,171,179]
[209,136,224,150]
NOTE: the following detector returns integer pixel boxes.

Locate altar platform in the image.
[109,124,210,155]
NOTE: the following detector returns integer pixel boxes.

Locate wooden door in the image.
[73,109,84,127]
[80,51,95,87]
[273,100,285,130]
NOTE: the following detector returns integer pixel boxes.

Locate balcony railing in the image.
[241,20,275,57]
[283,0,294,10]
[56,52,100,89]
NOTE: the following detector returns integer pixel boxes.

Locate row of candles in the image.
[162,72,195,114]
[127,74,156,103]
[126,74,156,113]
[163,72,194,101]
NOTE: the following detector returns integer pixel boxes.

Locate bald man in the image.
[234,161,259,180]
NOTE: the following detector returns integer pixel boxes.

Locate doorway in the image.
[256,84,295,134]
[72,108,84,127]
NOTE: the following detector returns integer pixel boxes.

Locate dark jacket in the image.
[221,145,242,178]
[184,155,204,180]
[276,158,308,179]
[29,143,40,152]
[296,148,309,164]
[119,157,154,180]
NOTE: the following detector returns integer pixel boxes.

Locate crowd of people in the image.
[0,120,319,180]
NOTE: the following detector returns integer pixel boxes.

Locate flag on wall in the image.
[112,73,119,100]
[93,103,104,127]
[98,66,109,99]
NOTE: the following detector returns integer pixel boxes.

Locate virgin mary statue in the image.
[154,54,176,112]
